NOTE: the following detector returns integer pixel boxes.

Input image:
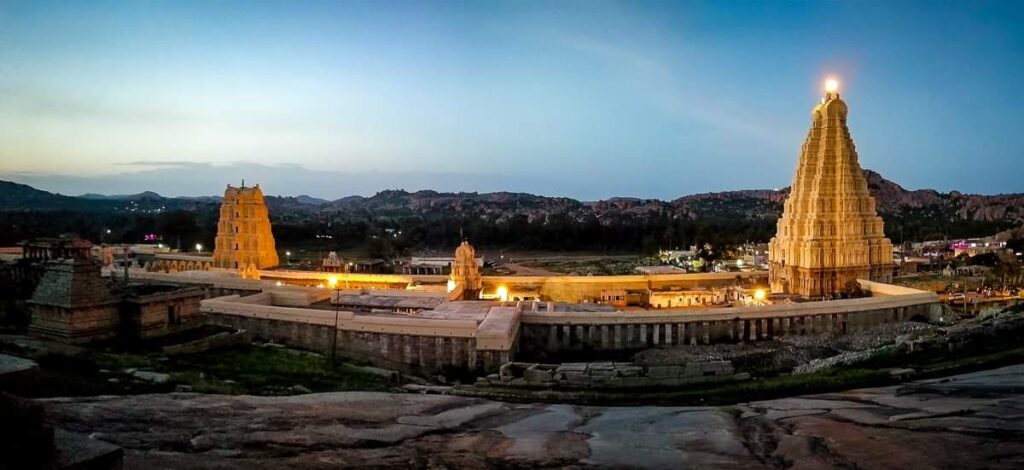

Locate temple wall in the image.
[200,282,939,374]
[27,304,120,342]
[200,295,513,375]
[515,290,940,361]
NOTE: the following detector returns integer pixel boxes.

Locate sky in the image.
[1,0,1022,200]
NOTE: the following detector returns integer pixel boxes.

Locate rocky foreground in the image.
[42,364,1024,469]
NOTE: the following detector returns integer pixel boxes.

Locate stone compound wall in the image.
[201,293,515,376]
[479,361,749,389]
[516,285,941,361]
[199,280,940,376]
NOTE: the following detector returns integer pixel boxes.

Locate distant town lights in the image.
[825,77,839,93]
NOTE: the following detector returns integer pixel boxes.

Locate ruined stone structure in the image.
[212,183,279,276]
[769,85,894,297]
[448,240,483,300]
[28,259,204,343]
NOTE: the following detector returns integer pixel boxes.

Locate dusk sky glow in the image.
[1,1,1022,199]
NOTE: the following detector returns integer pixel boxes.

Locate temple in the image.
[448,240,483,300]
[768,79,894,297]
[212,183,279,276]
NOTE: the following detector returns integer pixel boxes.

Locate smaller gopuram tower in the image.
[448,240,483,300]
[769,78,894,297]
[213,183,279,275]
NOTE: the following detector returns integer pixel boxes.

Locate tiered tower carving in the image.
[213,183,279,276]
[768,81,894,297]
[448,240,483,300]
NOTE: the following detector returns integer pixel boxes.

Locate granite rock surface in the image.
[42,364,1024,469]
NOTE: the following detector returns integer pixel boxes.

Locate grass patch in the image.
[164,345,393,395]
[94,352,154,371]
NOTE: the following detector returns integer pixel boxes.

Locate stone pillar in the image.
[451,337,461,367]
[626,325,634,347]
[665,323,673,345]
[548,325,559,351]
[614,325,623,349]
[435,337,445,370]
[561,325,572,349]
[600,325,609,349]
[653,324,661,346]
[702,322,710,344]
[640,324,647,346]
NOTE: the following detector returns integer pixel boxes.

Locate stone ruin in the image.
[479,360,750,389]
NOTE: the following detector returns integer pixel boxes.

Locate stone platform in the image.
[39,364,1024,469]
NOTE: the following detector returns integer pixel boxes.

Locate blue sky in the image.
[1,1,1021,199]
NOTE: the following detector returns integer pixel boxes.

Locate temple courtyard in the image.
[39,364,1024,469]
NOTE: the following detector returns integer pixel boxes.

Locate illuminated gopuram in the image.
[448,240,483,300]
[212,183,279,276]
[769,79,893,297]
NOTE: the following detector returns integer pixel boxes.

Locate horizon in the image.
[5,165,1021,202]
[2,1,1023,199]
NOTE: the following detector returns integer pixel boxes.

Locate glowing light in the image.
[275,281,283,286]
[754,289,766,301]
[285,251,291,257]
[446,279,457,293]
[195,243,203,252]
[825,77,839,93]
[327,276,338,288]
[496,286,509,302]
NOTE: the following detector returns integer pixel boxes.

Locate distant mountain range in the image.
[2,170,1022,226]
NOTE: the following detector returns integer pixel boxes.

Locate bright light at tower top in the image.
[825,77,840,93]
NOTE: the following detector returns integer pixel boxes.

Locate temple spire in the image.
[768,78,894,297]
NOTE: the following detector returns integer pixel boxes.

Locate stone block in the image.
[622,377,650,388]
[564,373,590,386]
[499,363,514,382]
[557,363,588,373]
[615,366,643,377]
[523,365,554,383]
[647,365,684,378]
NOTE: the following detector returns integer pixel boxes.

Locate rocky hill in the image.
[2,170,1022,226]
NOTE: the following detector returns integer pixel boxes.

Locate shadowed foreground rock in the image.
[41,365,1024,469]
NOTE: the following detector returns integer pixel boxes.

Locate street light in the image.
[195,243,203,253]
[753,289,766,305]
[328,276,340,367]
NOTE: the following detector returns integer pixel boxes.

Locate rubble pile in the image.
[477,360,749,389]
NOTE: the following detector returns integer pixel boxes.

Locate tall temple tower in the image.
[212,183,279,275]
[448,240,483,300]
[768,79,894,297]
